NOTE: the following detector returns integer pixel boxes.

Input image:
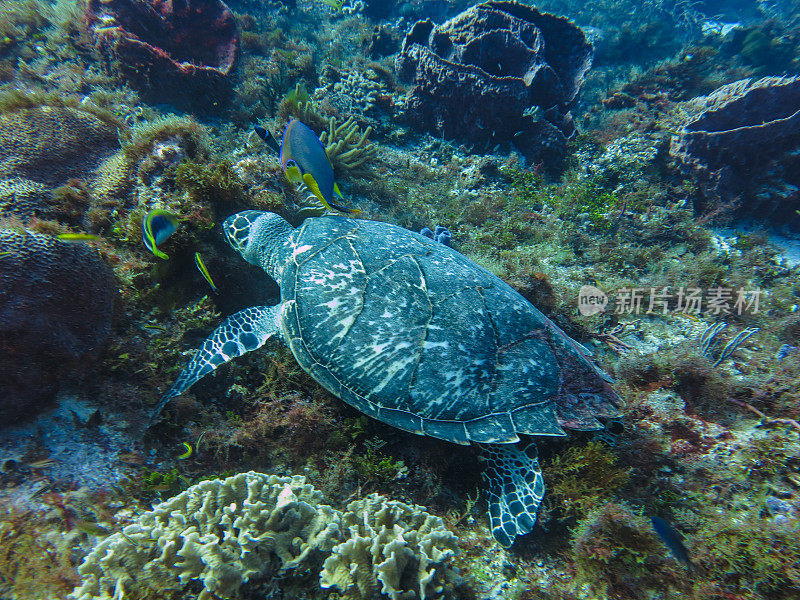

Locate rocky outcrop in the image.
[396,0,592,166]
[84,0,239,109]
[0,231,116,423]
[670,75,800,218]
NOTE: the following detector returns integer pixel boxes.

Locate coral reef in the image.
[95,115,212,215]
[320,493,460,600]
[84,0,239,109]
[670,75,800,217]
[396,0,592,165]
[570,502,682,598]
[0,230,116,423]
[69,472,343,600]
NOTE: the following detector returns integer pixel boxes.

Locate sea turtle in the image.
[154,211,622,547]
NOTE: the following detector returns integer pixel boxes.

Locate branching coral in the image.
[278,82,329,132]
[319,116,379,172]
[320,493,460,600]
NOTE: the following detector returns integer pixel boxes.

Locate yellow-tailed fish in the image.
[142,209,180,260]
[177,442,193,459]
[57,233,100,242]
[280,119,360,214]
[193,252,217,292]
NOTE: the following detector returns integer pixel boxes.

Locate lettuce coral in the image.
[69,472,342,600]
[320,493,461,600]
[69,474,461,600]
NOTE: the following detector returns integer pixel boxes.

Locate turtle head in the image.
[223,211,293,276]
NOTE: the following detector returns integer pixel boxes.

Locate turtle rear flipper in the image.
[480,443,545,547]
[149,305,282,426]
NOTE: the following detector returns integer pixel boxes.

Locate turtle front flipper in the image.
[149,305,282,425]
[479,442,545,547]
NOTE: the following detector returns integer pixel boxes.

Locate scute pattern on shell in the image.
[279,216,617,444]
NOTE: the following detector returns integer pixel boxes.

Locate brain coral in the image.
[84,0,239,109]
[396,0,592,165]
[0,101,120,221]
[69,472,343,600]
[320,494,460,600]
[670,75,800,217]
[0,230,116,423]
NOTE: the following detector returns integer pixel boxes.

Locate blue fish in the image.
[651,516,694,571]
[142,209,180,260]
[279,119,359,214]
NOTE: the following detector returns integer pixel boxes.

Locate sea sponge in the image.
[83,0,239,109]
[69,472,343,600]
[320,494,460,600]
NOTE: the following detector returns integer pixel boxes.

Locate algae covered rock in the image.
[70,472,343,600]
[396,0,592,165]
[320,494,460,600]
[84,0,239,109]
[0,230,116,423]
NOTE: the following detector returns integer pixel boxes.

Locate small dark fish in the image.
[253,126,281,154]
[651,516,694,571]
